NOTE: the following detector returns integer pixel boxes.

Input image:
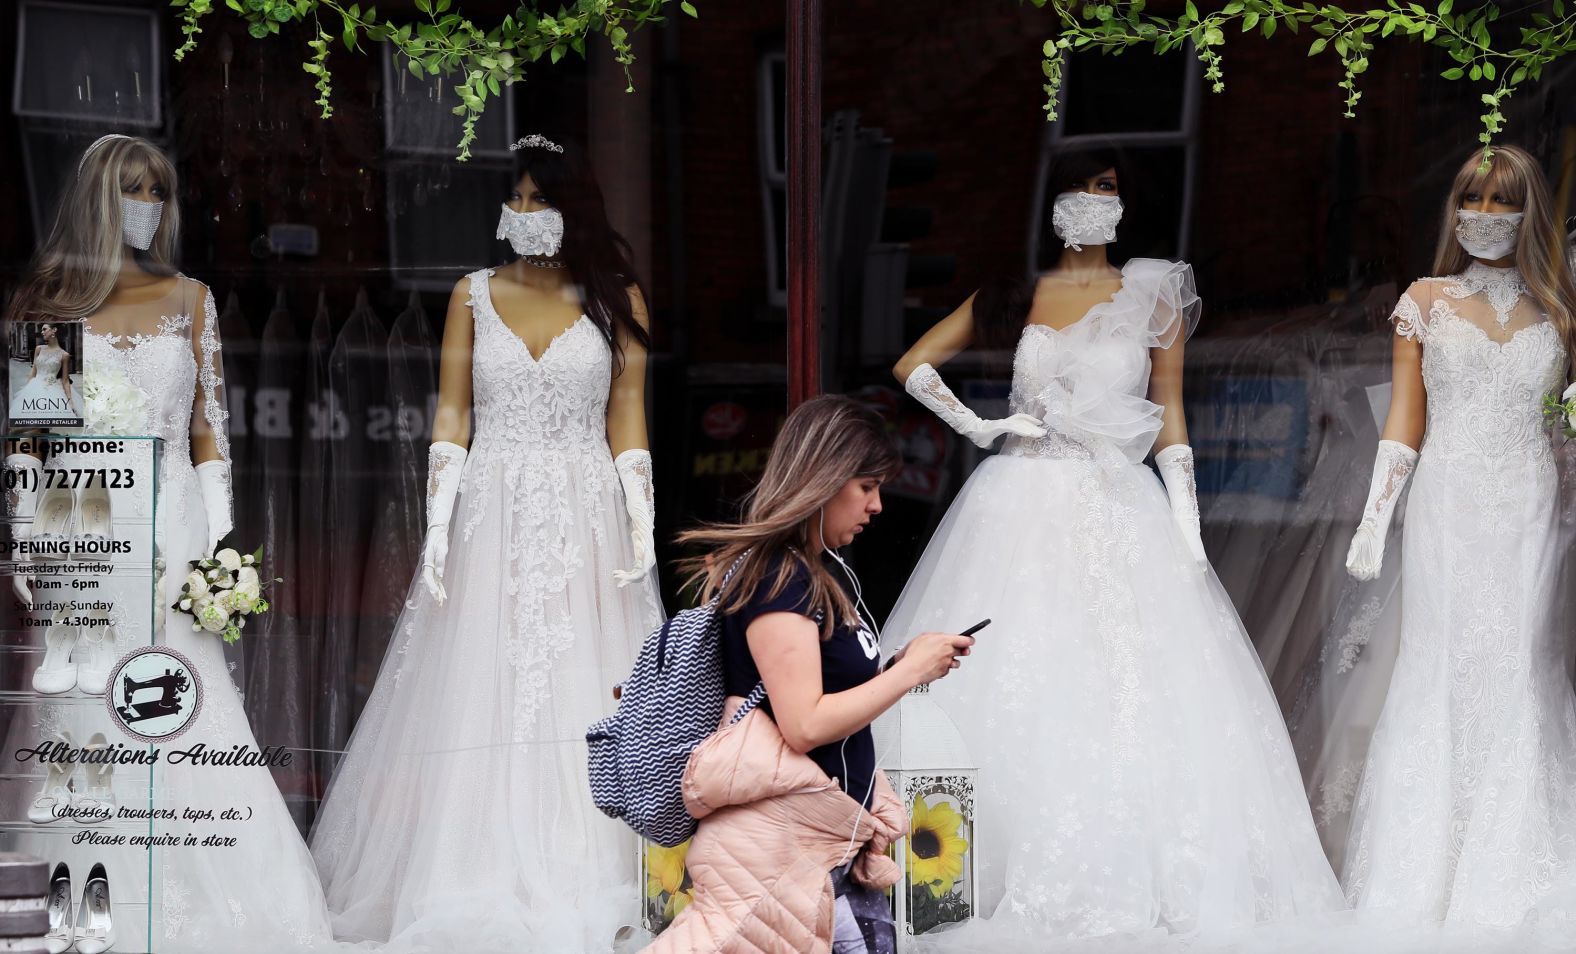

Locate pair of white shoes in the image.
[46,862,115,954]
[33,616,118,695]
[29,481,114,558]
[28,732,116,825]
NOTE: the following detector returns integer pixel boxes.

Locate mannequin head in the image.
[1433,145,1576,361]
[503,135,650,372]
[1039,141,1130,268]
[6,135,179,323]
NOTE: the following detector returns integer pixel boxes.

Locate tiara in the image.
[509,134,563,154]
[77,133,135,176]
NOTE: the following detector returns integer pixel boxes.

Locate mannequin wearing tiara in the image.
[3,136,337,951]
[879,145,1342,946]
[309,135,663,951]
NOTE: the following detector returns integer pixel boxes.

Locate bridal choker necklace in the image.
[1445,261,1528,330]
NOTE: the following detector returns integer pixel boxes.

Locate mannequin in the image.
[877,145,1343,944]
[1,134,335,953]
[310,134,664,952]
[1335,144,1576,928]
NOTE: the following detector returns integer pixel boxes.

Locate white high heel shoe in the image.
[71,733,116,825]
[29,481,76,562]
[73,863,114,954]
[44,862,74,954]
[31,621,80,694]
[75,480,113,557]
[75,615,117,696]
[27,732,77,824]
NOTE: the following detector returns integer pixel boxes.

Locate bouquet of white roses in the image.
[1543,382,1576,438]
[81,365,150,435]
[172,546,280,644]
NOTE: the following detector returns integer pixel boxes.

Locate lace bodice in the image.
[1001,259,1200,466]
[32,347,65,383]
[1391,266,1566,473]
[452,268,632,739]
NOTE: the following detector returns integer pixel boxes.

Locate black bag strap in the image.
[727,681,768,726]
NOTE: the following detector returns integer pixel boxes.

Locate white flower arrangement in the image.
[81,366,150,435]
[1543,382,1576,437]
[171,546,280,644]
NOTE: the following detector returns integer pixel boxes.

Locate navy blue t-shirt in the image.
[721,556,882,808]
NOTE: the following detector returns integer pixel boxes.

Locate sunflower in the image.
[646,840,695,920]
[907,797,969,898]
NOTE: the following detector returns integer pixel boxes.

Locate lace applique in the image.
[1443,262,1530,331]
[1391,293,1423,341]
[1326,594,1383,674]
[460,268,626,740]
[197,290,230,465]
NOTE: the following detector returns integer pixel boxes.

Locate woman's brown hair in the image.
[675,395,902,638]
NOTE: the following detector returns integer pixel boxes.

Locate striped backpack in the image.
[586,564,766,847]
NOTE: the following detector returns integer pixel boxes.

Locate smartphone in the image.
[959,618,991,638]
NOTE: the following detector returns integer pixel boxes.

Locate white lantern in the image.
[873,684,978,945]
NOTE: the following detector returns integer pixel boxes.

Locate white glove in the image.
[612,449,656,586]
[194,460,234,556]
[904,363,1046,449]
[1346,439,1419,580]
[421,441,467,604]
[1155,444,1208,566]
[6,454,42,603]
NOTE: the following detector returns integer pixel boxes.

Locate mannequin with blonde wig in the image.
[1324,144,1576,929]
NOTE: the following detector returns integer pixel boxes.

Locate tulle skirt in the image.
[881,452,1345,948]
[309,450,662,953]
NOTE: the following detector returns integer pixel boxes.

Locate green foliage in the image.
[1025,0,1575,149]
[168,0,695,160]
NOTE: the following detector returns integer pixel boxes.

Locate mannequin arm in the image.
[432,278,477,449]
[892,294,975,382]
[1148,335,1189,453]
[1380,334,1426,449]
[606,286,651,459]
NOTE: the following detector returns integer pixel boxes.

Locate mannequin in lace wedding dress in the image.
[310,136,662,952]
[882,147,1344,947]
[1332,145,1576,930]
[3,136,336,951]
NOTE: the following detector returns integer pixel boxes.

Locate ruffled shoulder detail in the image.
[464,267,496,313]
[1101,258,1201,348]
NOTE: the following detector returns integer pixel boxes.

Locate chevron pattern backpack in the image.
[586,562,766,847]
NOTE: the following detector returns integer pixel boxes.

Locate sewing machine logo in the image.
[104,647,204,743]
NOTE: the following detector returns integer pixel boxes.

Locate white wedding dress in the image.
[884,260,1345,947]
[10,346,76,420]
[1341,263,1576,927]
[310,269,662,952]
[7,277,337,951]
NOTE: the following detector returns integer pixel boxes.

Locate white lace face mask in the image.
[121,197,163,250]
[1052,192,1123,251]
[496,204,564,257]
[1454,209,1523,260]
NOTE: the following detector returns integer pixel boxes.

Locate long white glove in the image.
[194,460,233,555]
[612,449,656,586]
[904,363,1046,448]
[1155,444,1208,566]
[1346,439,1419,580]
[421,441,467,604]
[7,454,42,603]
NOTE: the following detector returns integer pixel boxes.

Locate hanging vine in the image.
[168,0,697,160]
[1028,0,1576,147]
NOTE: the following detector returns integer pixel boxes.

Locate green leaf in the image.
[1309,36,1328,53]
[407,57,424,79]
[1511,66,1526,84]
[1243,11,1260,30]
[415,0,430,13]
[1262,16,1277,36]
[437,0,451,11]
[550,43,565,63]
[1438,0,1453,12]
[1470,62,1482,79]
[1482,61,1496,79]
[1184,0,1199,21]
[226,0,243,11]
[248,20,269,38]
[1441,66,1464,78]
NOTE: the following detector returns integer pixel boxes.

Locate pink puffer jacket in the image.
[641,708,908,954]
